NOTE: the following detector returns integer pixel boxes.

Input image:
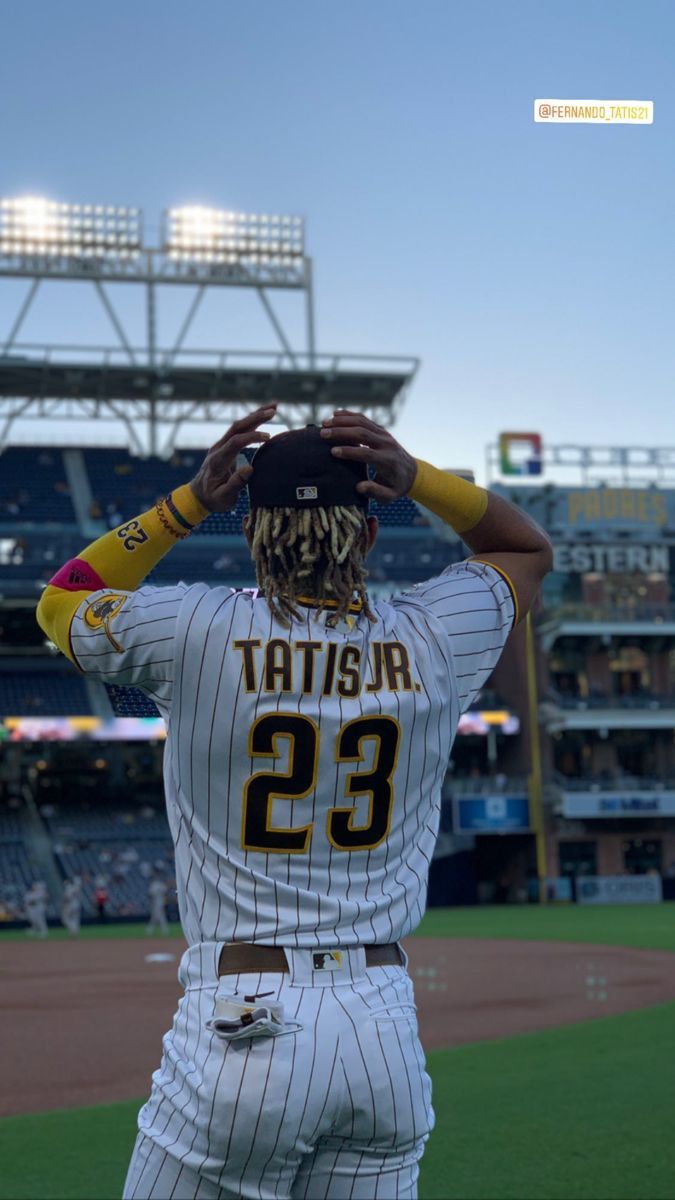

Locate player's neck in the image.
[294,594,363,614]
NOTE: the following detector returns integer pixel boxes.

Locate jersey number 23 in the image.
[242,712,401,854]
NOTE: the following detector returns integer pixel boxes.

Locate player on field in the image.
[24,882,48,938]
[61,876,82,936]
[37,405,552,1199]
[146,874,170,936]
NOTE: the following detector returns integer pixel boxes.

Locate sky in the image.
[1,0,673,481]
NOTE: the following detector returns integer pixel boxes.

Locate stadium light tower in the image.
[164,205,304,270]
[0,194,417,455]
[0,197,142,267]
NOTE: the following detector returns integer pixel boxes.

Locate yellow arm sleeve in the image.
[35,483,210,665]
[36,587,96,667]
[408,459,488,535]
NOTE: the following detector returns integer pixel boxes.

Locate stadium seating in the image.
[84,447,202,512]
[0,444,449,611]
[0,670,91,717]
[147,537,451,588]
[0,797,28,839]
[370,494,427,527]
[82,447,429,533]
[0,798,52,920]
[0,531,81,598]
[0,560,54,584]
[146,548,253,586]
[44,800,169,842]
[44,796,172,918]
[0,841,44,917]
[54,838,175,919]
[83,446,250,535]
[0,448,77,525]
[0,796,28,835]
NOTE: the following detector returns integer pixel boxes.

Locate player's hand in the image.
[320,410,417,504]
[189,404,277,512]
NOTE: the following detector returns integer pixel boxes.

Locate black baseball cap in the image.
[248,424,369,511]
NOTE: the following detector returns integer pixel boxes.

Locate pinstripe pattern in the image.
[72,562,513,1198]
[69,561,509,945]
[70,583,190,714]
[123,960,433,1200]
[69,564,513,947]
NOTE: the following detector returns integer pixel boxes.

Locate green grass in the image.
[415,902,675,952]
[0,921,184,943]
[2,1003,674,1200]
[0,1100,139,1200]
[2,903,673,950]
[421,1001,675,1199]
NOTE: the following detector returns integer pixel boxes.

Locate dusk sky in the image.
[1,1,672,481]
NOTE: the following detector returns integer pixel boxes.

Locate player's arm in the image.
[321,411,553,623]
[408,460,552,623]
[36,404,276,663]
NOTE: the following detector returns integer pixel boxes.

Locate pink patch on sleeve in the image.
[48,558,108,592]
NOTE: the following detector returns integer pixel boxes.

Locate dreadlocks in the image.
[249,504,375,626]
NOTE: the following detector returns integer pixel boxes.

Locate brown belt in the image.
[218,942,403,977]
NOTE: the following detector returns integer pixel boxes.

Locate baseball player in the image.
[36,405,552,1198]
[61,876,82,936]
[24,882,48,938]
[146,874,170,937]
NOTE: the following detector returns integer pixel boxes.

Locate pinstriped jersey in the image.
[69,561,514,947]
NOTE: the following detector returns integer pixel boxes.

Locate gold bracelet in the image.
[155,498,189,540]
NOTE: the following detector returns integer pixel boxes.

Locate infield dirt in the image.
[2,935,675,1117]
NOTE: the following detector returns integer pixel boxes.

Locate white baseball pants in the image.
[123,945,434,1199]
[61,906,81,935]
[147,904,170,936]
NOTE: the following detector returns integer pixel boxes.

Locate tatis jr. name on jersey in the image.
[233,638,422,696]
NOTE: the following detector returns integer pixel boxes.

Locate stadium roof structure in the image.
[0,196,418,455]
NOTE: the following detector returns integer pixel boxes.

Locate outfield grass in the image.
[2,903,673,950]
[415,902,675,952]
[2,1002,673,1200]
[0,921,184,943]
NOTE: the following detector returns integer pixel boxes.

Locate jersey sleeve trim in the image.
[468,557,519,627]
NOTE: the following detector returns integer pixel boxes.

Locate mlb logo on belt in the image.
[312,950,343,972]
[296,486,318,500]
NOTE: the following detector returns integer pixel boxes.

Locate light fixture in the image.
[163,204,304,265]
[0,196,142,261]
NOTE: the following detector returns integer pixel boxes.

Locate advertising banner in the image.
[0,716,167,742]
[453,795,530,833]
[562,792,675,818]
[576,875,663,905]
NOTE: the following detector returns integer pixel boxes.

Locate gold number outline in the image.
[327,715,401,851]
[241,712,319,854]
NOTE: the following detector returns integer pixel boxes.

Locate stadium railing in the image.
[443,774,529,796]
[553,771,675,792]
[545,687,675,710]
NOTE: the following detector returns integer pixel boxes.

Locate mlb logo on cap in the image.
[248,426,369,511]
